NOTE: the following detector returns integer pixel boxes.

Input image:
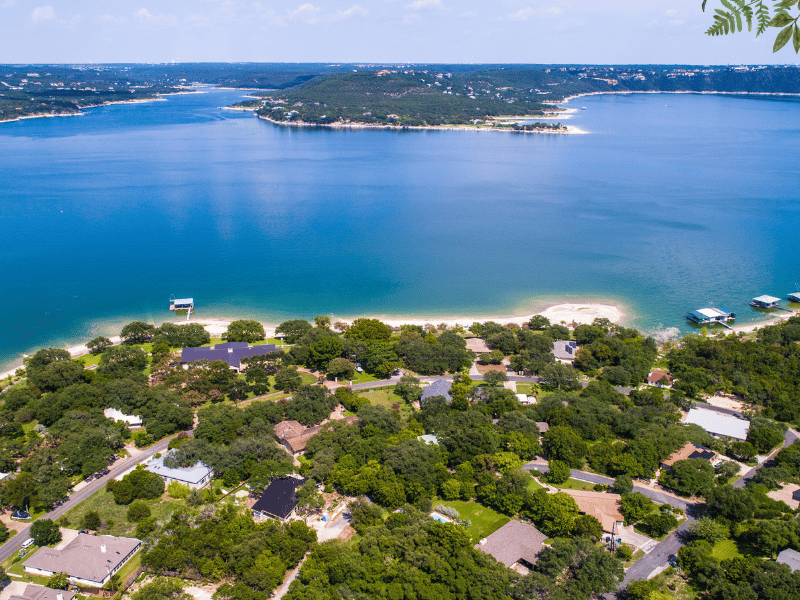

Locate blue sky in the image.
[0,0,797,64]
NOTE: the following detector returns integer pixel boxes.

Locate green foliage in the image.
[46,572,69,590]
[639,513,678,537]
[703,1,800,54]
[275,319,312,344]
[132,577,191,600]
[483,370,509,387]
[144,506,315,597]
[284,385,337,426]
[152,323,210,348]
[689,516,729,544]
[613,474,634,495]
[167,481,190,499]
[87,336,113,354]
[127,500,152,522]
[658,458,715,497]
[107,467,165,504]
[81,510,102,530]
[24,348,84,392]
[542,426,587,468]
[274,367,303,392]
[120,321,156,344]
[30,518,62,546]
[620,493,654,525]
[224,320,266,343]
[326,357,355,380]
[394,374,423,403]
[545,460,571,485]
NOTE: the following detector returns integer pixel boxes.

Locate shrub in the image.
[167,481,190,499]
[546,460,571,485]
[81,510,102,531]
[46,572,69,590]
[616,545,633,561]
[127,501,152,523]
[30,519,61,546]
[136,516,158,538]
[107,467,165,505]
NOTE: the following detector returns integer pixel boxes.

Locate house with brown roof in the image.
[24,534,141,587]
[475,520,547,573]
[646,370,673,388]
[661,442,718,469]
[562,490,624,533]
[273,417,359,455]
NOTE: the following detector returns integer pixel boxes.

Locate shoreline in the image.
[552,89,800,107]
[256,113,586,134]
[0,302,623,379]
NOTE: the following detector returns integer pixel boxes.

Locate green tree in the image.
[327,358,355,380]
[127,500,152,522]
[120,321,156,344]
[307,336,344,370]
[483,370,508,387]
[87,336,113,354]
[5,472,39,510]
[640,513,678,537]
[613,474,634,495]
[620,493,653,524]
[313,316,331,329]
[30,519,62,546]
[546,460,571,485]
[541,492,579,537]
[81,510,102,530]
[46,572,69,590]
[0,521,9,544]
[132,577,191,600]
[542,426,587,468]
[224,320,265,343]
[275,319,312,344]
[658,458,715,497]
[702,1,800,54]
[689,516,729,544]
[344,318,392,342]
[394,374,423,403]
[274,367,303,392]
[167,481,190,499]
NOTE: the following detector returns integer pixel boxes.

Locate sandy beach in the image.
[0,303,622,380]
[730,310,797,334]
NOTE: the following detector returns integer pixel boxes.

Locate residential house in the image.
[3,583,76,600]
[562,490,624,533]
[145,450,213,489]
[551,341,579,364]
[103,408,142,428]
[420,380,452,404]
[475,520,547,573]
[251,477,307,521]
[273,417,358,455]
[24,534,141,587]
[662,442,718,469]
[776,548,800,572]
[686,407,750,442]
[180,342,278,372]
[646,370,673,388]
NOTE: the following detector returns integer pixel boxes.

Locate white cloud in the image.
[406,0,440,9]
[288,3,321,23]
[136,8,152,18]
[509,6,563,21]
[333,4,368,21]
[2,0,17,8]
[31,5,54,21]
[134,7,178,27]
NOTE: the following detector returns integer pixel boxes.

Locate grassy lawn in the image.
[527,478,544,492]
[62,488,183,537]
[516,383,538,395]
[554,478,598,491]
[711,538,758,561]
[357,387,412,418]
[349,370,381,384]
[435,500,511,545]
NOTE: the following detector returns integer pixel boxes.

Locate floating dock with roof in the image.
[750,295,781,309]
[789,289,800,304]
[686,307,735,329]
[169,295,194,320]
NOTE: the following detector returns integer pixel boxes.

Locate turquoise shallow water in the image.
[1,88,799,369]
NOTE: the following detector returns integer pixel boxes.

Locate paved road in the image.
[523,462,692,511]
[0,436,173,563]
[733,427,799,489]
[621,515,695,586]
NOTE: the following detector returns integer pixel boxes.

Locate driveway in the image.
[621,516,695,585]
[733,427,799,489]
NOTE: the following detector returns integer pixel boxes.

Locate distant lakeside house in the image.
[24,533,141,587]
[685,407,749,442]
[146,450,213,489]
[180,342,278,373]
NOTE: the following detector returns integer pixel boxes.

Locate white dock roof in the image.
[695,307,728,318]
[753,295,780,303]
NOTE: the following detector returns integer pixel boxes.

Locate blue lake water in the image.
[1,88,799,369]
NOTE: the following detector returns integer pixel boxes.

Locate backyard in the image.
[434,500,510,545]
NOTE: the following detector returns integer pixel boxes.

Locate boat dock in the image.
[686,307,735,329]
[170,296,194,320]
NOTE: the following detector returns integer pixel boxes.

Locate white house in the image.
[145,450,213,489]
[103,408,143,428]
[686,407,750,442]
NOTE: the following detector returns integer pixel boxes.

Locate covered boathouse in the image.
[751,295,781,309]
[686,307,735,327]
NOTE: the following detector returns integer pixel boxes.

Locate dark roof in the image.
[421,380,452,403]
[252,478,307,520]
[181,342,278,369]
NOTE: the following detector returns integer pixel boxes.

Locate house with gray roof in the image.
[180,342,278,372]
[475,520,547,573]
[24,534,141,587]
[3,582,76,600]
[420,380,452,404]
[146,450,213,489]
[777,548,800,572]
[686,407,750,442]
[551,340,579,363]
